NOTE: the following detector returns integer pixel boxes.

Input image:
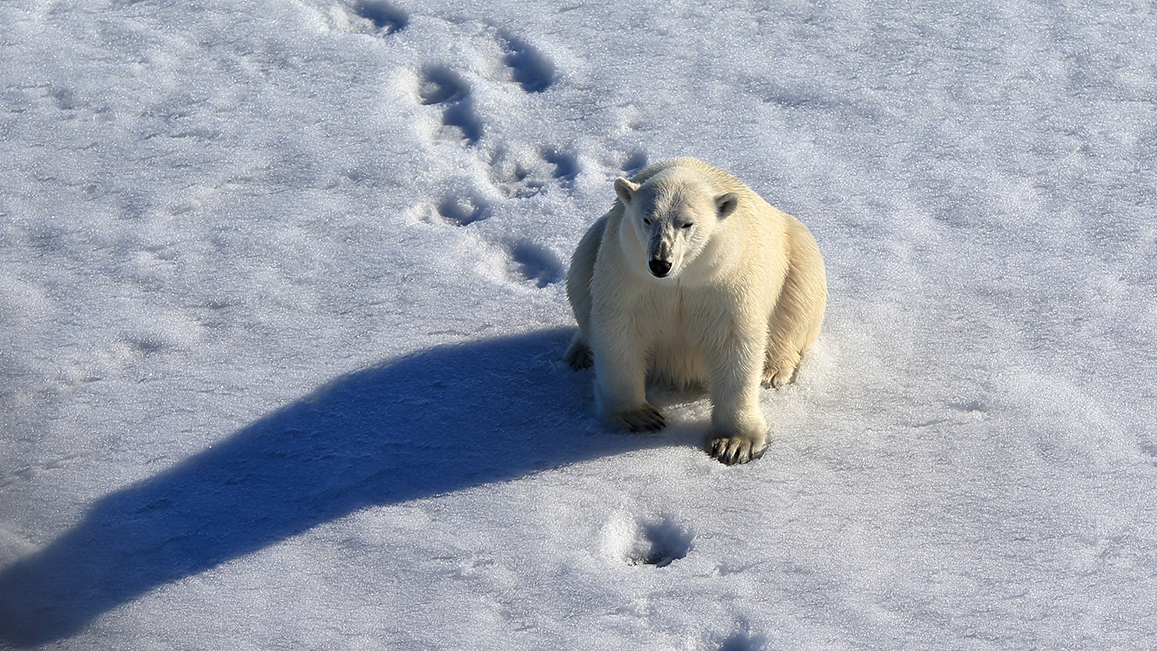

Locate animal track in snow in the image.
[353,1,407,34]
[541,146,578,188]
[630,518,692,567]
[326,1,407,36]
[417,67,481,146]
[716,630,770,651]
[0,452,88,490]
[603,515,693,568]
[406,23,568,292]
[489,146,579,198]
[417,67,466,105]
[489,162,543,199]
[618,149,648,176]
[435,193,488,226]
[509,241,564,288]
[498,32,554,94]
[438,101,481,146]
[414,29,554,148]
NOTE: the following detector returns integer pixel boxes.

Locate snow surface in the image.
[2,0,1157,648]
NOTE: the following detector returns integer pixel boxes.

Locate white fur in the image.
[564,158,827,464]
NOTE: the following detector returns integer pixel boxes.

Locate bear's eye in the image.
[643,218,653,226]
[681,223,693,230]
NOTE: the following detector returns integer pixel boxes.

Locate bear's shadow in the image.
[0,329,673,647]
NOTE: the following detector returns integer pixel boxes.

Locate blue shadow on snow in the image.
[0,329,669,646]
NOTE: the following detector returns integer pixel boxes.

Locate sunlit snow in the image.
[2,0,1156,648]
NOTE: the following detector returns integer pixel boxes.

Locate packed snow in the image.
[2,0,1156,648]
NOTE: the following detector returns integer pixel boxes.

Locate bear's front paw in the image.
[613,403,666,433]
[708,435,766,465]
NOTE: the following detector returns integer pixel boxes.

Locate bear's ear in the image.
[614,178,639,205]
[715,192,739,218]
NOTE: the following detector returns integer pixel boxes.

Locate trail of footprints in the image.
[334,2,647,289]
[407,22,582,288]
[421,141,644,288]
[422,138,644,289]
[416,56,644,288]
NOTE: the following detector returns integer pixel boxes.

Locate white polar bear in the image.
[564,158,827,465]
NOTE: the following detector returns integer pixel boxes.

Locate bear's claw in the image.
[615,404,666,433]
[709,436,766,465]
[761,363,798,389]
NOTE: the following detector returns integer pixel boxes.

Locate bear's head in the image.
[614,168,738,281]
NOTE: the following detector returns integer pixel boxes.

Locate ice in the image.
[2,0,1156,648]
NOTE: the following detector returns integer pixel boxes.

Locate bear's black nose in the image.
[649,260,672,278]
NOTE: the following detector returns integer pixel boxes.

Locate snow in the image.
[2,0,1156,648]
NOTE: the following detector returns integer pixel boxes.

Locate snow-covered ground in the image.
[2,0,1156,648]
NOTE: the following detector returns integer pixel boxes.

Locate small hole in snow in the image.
[624,517,692,568]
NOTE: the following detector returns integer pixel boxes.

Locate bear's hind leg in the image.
[563,332,592,369]
[762,350,801,389]
[763,250,825,389]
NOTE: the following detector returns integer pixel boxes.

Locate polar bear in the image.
[564,158,826,465]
